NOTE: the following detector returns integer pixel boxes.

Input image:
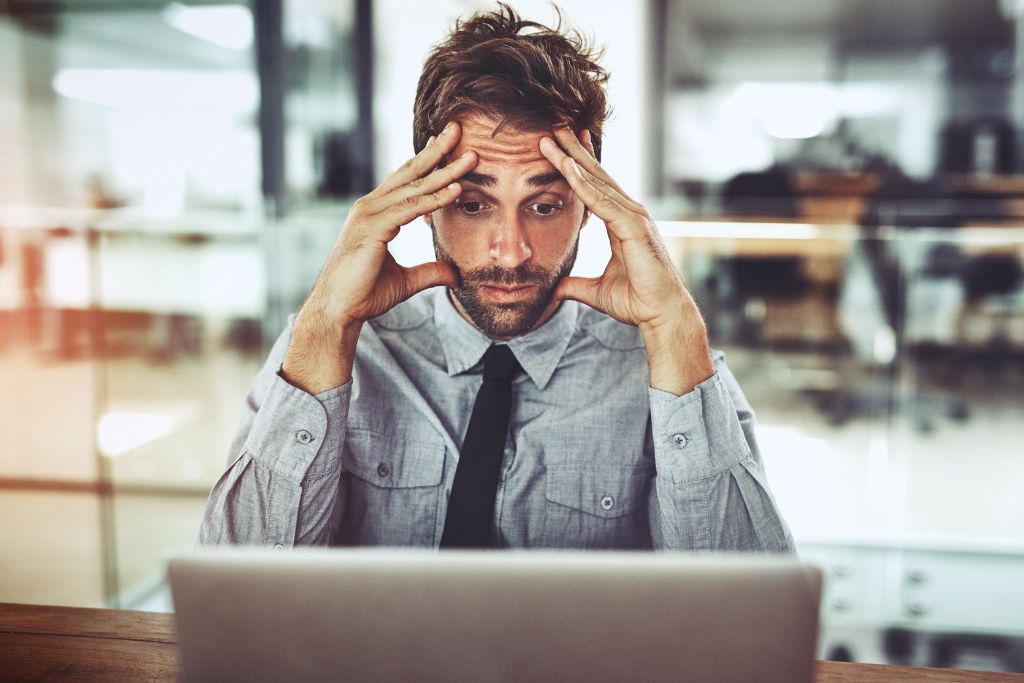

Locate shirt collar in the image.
[432,288,578,391]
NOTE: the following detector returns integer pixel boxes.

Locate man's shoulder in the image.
[574,306,645,352]
[572,306,727,364]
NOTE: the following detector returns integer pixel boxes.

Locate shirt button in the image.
[296,430,313,445]
[600,495,615,511]
[377,463,391,478]
[672,433,688,449]
[273,543,285,550]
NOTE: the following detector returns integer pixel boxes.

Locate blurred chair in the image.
[940,117,1017,176]
[721,166,798,217]
[709,166,814,345]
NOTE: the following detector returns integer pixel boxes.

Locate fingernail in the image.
[459,151,473,160]
[427,135,436,146]
[443,122,454,134]
[447,183,460,192]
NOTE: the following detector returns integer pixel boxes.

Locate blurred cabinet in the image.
[800,545,889,627]
[893,550,1024,633]
[801,539,1024,637]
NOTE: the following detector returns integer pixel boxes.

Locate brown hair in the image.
[413,3,610,161]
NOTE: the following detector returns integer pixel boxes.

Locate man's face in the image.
[429,115,588,339]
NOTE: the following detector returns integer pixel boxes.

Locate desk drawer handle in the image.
[831,598,851,612]
[831,564,851,578]
[905,601,929,617]
[905,570,927,585]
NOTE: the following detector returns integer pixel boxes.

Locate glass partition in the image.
[659,219,1024,669]
[0,0,356,609]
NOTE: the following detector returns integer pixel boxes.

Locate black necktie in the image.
[440,345,521,548]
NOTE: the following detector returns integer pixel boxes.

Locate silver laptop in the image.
[169,548,821,683]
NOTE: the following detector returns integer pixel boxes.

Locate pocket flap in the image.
[544,465,651,518]
[343,427,445,489]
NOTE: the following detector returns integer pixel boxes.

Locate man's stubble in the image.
[433,231,579,339]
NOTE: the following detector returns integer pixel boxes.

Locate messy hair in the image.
[413,3,610,160]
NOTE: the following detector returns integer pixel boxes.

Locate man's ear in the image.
[424,212,433,228]
[580,208,590,229]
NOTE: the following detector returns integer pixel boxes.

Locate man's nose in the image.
[488,214,532,268]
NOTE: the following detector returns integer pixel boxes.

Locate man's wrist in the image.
[640,302,714,396]
[282,312,363,396]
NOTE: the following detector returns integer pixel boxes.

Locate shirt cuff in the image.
[242,370,352,481]
[649,371,751,483]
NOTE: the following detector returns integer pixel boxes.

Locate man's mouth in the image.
[480,284,536,303]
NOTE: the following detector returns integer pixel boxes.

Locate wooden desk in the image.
[2,602,1022,682]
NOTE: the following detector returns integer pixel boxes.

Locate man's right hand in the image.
[282,121,476,395]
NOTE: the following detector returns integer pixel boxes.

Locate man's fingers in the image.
[374,150,477,210]
[540,137,637,222]
[550,152,641,241]
[402,260,457,298]
[580,129,595,156]
[541,137,644,243]
[555,275,602,310]
[552,126,644,211]
[562,157,628,225]
[575,162,640,219]
[378,182,462,232]
[375,121,462,196]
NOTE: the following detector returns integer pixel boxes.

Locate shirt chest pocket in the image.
[540,465,654,549]
[336,427,446,547]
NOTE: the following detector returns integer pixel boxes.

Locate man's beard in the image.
[434,236,579,339]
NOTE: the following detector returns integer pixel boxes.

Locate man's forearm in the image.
[199,317,351,547]
[640,301,714,396]
[281,306,362,395]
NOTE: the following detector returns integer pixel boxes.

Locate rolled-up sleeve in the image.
[647,353,794,554]
[198,318,351,547]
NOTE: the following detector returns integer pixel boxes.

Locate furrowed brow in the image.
[461,171,497,187]
[526,171,567,188]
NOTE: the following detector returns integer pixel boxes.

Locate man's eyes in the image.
[454,200,563,218]
[528,202,562,217]
[456,200,487,215]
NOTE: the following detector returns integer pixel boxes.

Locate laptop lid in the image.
[169,548,821,683]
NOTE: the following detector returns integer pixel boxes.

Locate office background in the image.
[1,0,1023,673]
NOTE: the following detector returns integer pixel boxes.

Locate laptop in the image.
[168,548,821,682]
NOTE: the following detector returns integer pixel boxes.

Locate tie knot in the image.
[483,345,520,382]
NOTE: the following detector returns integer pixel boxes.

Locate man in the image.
[199,4,793,552]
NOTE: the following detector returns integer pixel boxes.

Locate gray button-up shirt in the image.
[199,289,794,552]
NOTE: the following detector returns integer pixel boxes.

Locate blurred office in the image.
[1,0,1023,673]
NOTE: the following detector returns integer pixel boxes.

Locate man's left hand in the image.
[539,125,714,395]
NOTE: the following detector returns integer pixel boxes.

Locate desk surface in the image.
[1,602,1022,682]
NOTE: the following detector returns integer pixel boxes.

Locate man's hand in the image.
[539,125,714,395]
[282,121,477,394]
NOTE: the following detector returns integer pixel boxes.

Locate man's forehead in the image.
[451,115,551,165]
